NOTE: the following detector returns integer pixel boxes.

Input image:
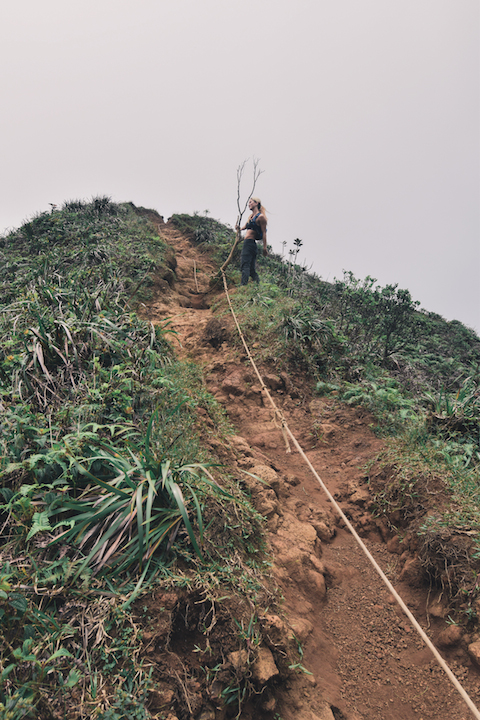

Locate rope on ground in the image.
[220,271,480,720]
[193,260,199,294]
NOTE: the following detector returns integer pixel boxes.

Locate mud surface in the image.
[144,218,480,720]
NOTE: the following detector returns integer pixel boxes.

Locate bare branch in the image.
[236,157,263,227]
[220,159,264,274]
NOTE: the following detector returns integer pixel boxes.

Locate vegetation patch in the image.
[178,212,480,622]
[0,201,285,719]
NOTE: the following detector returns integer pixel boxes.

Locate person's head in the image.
[249,197,267,221]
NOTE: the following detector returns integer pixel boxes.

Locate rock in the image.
[289,617,314,643]
[245,385,263,404]
[399,556,424,587]
[229,435,253,455]
[228,649,249,671]
[203,318,229,348]
[148,688,175,709]
[308,398,323,415]
[264,373,283,390]
[255,489,279,517]
[195,709,215,720]
[250,464,279,487]
[178,295,193,307]
[468,641,480,666]
[307,569,326,600]
[309,554,325,574]
[261,614,290,642]
[348,481,371,507]
[252,646,279,684]
[437,624,463,648]
[267,513,280,532]
[276,514,318,554]
[428,600,447,618]
[262,695,276,712]
[280,371,291,393]
[317,422,339,442]
[312,520,334,542]
[221,371,245,396]
[386,535,403,555]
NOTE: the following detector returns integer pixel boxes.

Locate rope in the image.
[220,271,480,720]
[193,260,199,294]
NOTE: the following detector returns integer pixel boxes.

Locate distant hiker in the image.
[237,197,267,285]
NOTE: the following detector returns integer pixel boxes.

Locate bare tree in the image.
[220,158,263,274]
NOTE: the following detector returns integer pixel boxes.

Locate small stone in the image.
[428,601,446,618]
[252,646,279,685]
[148,688,174,708]
[267,513,280,532]
[399,556,424,587]
[250,464,279,487]
[307,569,326,600]
[262,696,276,712]
[195,708,216,720]
[437,624,463,648]
[229,435,253,454]
[386,535,403,555]
[467,641,480,666]
[228,649,249,671]
[309,554,325,574]
[289,617,314,643]
[312,520,334,542]
[221,371,245,396]
[264,373,283,390]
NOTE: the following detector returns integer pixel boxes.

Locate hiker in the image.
[237,197,267,285]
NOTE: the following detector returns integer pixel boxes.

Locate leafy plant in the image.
[332,271,421,364]
[49,417,208,579]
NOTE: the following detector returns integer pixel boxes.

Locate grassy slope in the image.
[1,202,479,718]
[174,212,480,615]
[0,201,269,719]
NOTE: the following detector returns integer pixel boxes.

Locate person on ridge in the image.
[237,197,268,285]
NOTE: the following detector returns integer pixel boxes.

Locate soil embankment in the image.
[144,217,480,720]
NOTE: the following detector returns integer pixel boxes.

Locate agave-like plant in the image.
[50,416,205,578]
[425,377,480,426]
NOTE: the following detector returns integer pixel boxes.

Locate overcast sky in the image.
[1,1,478,331]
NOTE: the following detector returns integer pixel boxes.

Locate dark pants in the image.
[241,238,259,285]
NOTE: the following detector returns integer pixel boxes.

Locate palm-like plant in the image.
[50,417,205,578]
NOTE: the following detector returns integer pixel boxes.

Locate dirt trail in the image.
[146,219,480,720]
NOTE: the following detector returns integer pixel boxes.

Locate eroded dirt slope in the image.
[143,217,480,720]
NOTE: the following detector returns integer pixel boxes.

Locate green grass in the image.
[0,201,269,719]
[2,205,479,716]
[189,212,480,621]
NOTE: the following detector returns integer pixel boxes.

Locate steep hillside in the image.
[1,200,480,720]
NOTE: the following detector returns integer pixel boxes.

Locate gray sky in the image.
[1,1,479,331]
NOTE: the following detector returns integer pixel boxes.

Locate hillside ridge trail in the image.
[145,218,480,720]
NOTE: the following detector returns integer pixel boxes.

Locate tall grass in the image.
[0,201,267,718]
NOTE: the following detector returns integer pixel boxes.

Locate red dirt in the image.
[143,217,480,720]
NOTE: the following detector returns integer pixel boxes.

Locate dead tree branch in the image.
[220,159,263,274]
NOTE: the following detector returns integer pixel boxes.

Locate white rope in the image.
[193,260,199,294]
[221,271,480,720]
